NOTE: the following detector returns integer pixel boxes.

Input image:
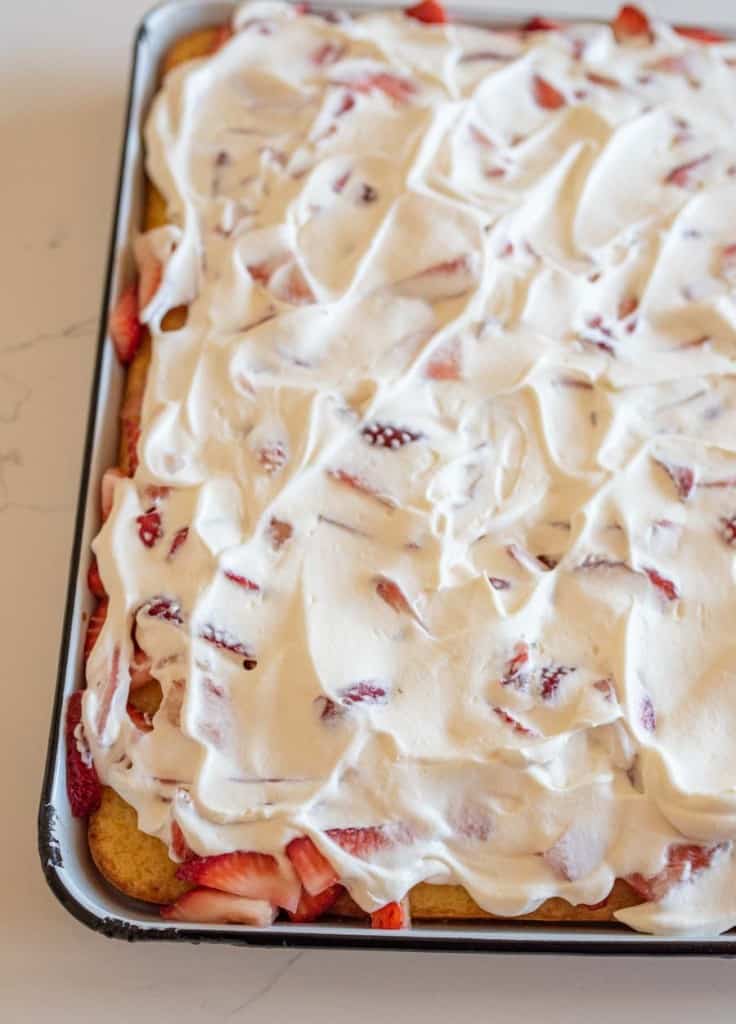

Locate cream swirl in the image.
[85,2,736,935]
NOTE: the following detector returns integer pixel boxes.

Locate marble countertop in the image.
[4,1,735,1019]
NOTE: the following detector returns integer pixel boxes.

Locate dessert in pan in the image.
[66,1,736,934]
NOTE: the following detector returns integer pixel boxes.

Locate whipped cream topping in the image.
[86,3,736,935]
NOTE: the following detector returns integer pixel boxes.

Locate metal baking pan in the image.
[38,0,736,954]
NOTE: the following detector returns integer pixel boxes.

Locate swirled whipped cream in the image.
[86,2,736,935]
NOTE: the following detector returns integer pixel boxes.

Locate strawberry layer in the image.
[86,2,736,936]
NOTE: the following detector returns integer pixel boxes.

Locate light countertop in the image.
[3,1,735,1019]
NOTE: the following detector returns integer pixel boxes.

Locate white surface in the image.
[2,1,736,1019]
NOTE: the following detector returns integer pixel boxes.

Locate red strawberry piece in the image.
[286,836,339,895]
[640,694,656,732]
[87,558,105,598]
[532,74,566,110]
[84,598,108,660]
[258,440,288,474]
[200,624,256,670]
[664,154,711,188]
[374,573,427,631]
[585,70,621,89]
[335,91,356,117]
[332,168,352,194]
[136,507,163,548]
[129,646,154,690]
[612,5,652,43]
[340,681,388,707]
[543,826,600,882]
[312,41,345,66]
[674,25,728,44]
[101,466,125,522]
[288,883,343,923]
[501,642,529,688]
[127,704,153,732]
[65,691,102,817]
[493,706,538,737]
[643,567,679,601]
[719,515,736,546]
[94,644,122,738]
[177,851,300,912]
[327,469,397,509]
[326,825,405,859]
[524,16,562,31]
[268,516,293,549]
[109,284,142,365]
[210,24,234,53]
[653,458,695,500]
[224,570,260,592]
[371,897,411,930]
[145,595,184,625]
[618,295,638,319]
[488,576,511,591]
[540,665,571,701]
[160,889,276,926]
[347,71,416,104]
[271,262,315,305]
[167,526,189,559]
[425,341,462,380]
[405,0,447,24]
[398,255,477,302]
[171,821,196,863]
[627,843,724,901]
[361,422,422,449]
[594,677,615,701]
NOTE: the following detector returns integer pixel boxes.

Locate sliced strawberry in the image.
[326,824,411,858]
[361,423,422,449]
[168,526,189,558]
[501,642,529,687]
[212,23,234,51]
[397,255,477,302]
[144,595,184,625]
[224,570,260,592]
[101,466,125,522]
[87,558,105,598]
[327,469,396,509]
[532,74,566,110]
[200,624,256,669]
[160,888,276,926]
[653,458,695,500]
[524,16,562,31]
[674,25,728,44]
[84,598,108,660]
[109,284,142,365]
[493,706,538,737]
[719,515,736,546]
[643,567,679,601]
[585,70,621,89]
[286,836,339,895]
[664,154,711,188]
[539,664,571,701]
[312,41,345,66]
[612,5,652,43]
[176,851,300,912]
[594,677,615,701]
[340,681,388,707]
[543,825,602,882]
[65,691,101,817]
[268,516,293,550]
[374,574,427,631]
[127,704,153,732]
[627,843,724,901]
[405,1,447,24]
[171,821,196,863]
[95,645,122,737]
[257,440,288,474]
[371,897,411,930]
[425,341,462,380]
[488,576,511,591]
[288,883,343,922]
[346,71,416,104]
[136,507,163,548]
